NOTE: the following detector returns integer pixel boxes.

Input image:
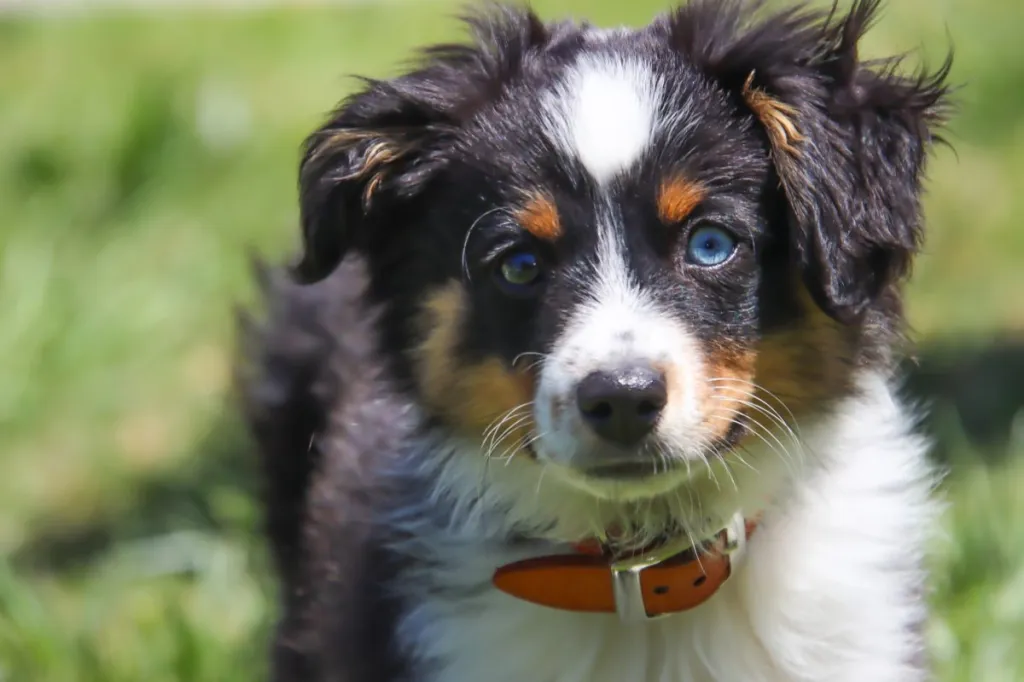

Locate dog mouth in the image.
[582,460,682,480]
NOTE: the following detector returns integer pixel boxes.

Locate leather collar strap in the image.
[493,512,758,622]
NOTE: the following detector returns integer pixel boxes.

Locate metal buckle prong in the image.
[721,510,746,557]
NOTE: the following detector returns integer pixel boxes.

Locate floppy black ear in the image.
[761,1,954,322]
[293,6,550,284]
[294,82,453,283]
[670,0,953,321]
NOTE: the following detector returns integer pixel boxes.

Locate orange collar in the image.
[493,512,758,622]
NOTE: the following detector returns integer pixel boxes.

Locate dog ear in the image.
[294,78,456,283]
[750,1,954,322]
[293,7,550,284]
[669,0,953,321]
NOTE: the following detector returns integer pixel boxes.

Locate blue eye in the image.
[685,225,737,266]
[497,251,543,294]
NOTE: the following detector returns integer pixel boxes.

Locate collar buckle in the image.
[609,511,746,622]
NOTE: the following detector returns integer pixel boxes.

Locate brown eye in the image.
[496,251,543,295]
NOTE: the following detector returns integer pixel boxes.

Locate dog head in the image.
[294,0,950,502]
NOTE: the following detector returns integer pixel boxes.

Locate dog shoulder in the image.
[236,255,413,681]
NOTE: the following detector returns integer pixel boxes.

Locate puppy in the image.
[238,1,953,680]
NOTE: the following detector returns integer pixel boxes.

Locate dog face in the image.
[294,1,949,500]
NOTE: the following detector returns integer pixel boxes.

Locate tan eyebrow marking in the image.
[515,192,562,241]
[657,176,707,224]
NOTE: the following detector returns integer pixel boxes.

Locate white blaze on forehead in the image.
[542,56,660,185]
[569,202,682,371]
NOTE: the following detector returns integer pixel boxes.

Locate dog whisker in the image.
[461,207,510,283]
[482,402,533,440]
[706,411,798,478]
[706,377,807,459]
[707,378,804,436]
[711,391,803,457]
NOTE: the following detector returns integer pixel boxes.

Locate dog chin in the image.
[544,459,697,501]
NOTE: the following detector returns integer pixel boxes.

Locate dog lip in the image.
[582,460,677,480]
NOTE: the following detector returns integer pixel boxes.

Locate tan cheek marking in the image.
[698,347,758,441]
[414,281,537,449]
[416,281,464,408]
[515,192,562,242]
[658,347,755,443]
[451,359,536,445]
[753,286,856,422]
[691,287,856,445]
[657,176,706,225]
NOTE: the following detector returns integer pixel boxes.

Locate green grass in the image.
[0,1,1022,680]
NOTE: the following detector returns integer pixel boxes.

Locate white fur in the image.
[583,26,632,43]
[392,372,938,682]
[534,199,708,499]
[542,55,661,185]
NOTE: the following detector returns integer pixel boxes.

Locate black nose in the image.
[576,366,668,447]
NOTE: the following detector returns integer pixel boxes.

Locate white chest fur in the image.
[394,376,936,682]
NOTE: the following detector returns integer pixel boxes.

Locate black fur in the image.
[238,260,412,681]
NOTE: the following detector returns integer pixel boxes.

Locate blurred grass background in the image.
[0,0,1022,680]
